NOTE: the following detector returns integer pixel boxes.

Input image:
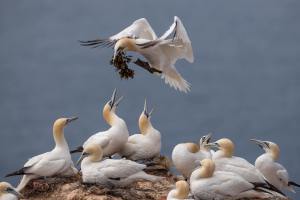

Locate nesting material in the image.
[110,51,134,79]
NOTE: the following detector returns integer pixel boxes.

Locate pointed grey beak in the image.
[66,117,78,125]
[76,152,88,166]
[250,139,269,149]
[203,133,213,144]
[109,89,123,109]
[143,99,154,118]
[7,187,23,198]
[205,142,220,150]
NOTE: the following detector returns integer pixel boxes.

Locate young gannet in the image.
[251,139,300,193]
[167,180,193,200]
[119,100,161,161]
[71,89,129,158]
[0,182,21,200]
[5,117,78,191]
[78,144,163,187]
[190,159,274,200]
[80,17,194,93]
[172,133,212,178]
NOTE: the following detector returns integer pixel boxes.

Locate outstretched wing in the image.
[80,18,157,48]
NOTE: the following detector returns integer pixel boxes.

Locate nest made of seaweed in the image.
[110,51,135,79]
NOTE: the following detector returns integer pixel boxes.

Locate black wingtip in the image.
[289,181,300,187]
[70,146,84,154]
[5,168,27,177]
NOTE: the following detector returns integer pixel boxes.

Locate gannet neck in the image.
[199,159,215,178]
[103,103,124,127]
[267,142,280,161]
[185,143,200,153]
[175,181,189,199]
[139,113,153,135]
[53,119,68,148]
[116,38,137,52]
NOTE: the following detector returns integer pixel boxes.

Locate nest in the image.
[110,51,135,79]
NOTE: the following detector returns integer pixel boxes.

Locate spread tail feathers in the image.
[5,167,30,177]
[70,146,84,154]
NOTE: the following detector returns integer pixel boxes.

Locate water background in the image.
[0,1,299,198]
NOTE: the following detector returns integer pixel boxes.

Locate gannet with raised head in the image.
[78,144,163,186]
[190,159,274,200]
[80,16,194,93]
[0,182,21,200]
[167,180,193,200]
[119,100,161,161]
[172,133,212,178]
[251,139,300,193]
[5,117,78,191]
[71,89,129,157]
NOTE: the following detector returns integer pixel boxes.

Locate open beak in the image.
[143,99,154,118]
[76,153,88,166]
[109,89,123,109]
[203,133,212,144]
[66,117,78,125]
[205,142,220,150]
[7,188,23,198]
[250,139,268,149]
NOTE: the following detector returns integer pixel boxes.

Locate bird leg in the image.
[133,58,162,74]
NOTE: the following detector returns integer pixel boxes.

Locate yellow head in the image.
[205,138,234,157]
[103,89,123,126]
[0,182,21,197]
[185,143,200,153]
[77,144,103,165]
[53,117,78,145]
[115,38,136,53]
[139,99,154,135]
[174,180,190,199]
[199,158,215,178]
[250,139,280,160]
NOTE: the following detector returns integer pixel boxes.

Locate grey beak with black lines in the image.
[6,187,23,198]
[250,139,270,150]
[204,142,220,150]
[109,89,124,109]
[66,116,79,125]
[77,152,89,166]
[143,99,154,118]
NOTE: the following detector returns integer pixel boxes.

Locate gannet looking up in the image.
[78,144,163,187]
[167,180,192,200]
[80,16,194,93]
[119,100,161,161]
[251,139,300,193]
[71,89,129,158]
[0,182,21,200]
[172,133,212,178]
[190,159,274,200]
[5,117,78,191]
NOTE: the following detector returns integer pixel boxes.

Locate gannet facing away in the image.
[172,133,212,178]
[78,144,163,187]
[251,139,300,193]
[71,89,129,158]
[80,17,194,93]
[5,117,78,191]
[190,159,274,200]
[119,100,161,161]
[167,180,193,200]
[0,182,21,200]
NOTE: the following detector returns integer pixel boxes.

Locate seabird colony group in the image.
[1,17,299,200]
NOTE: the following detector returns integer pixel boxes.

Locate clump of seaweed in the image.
[110,51,135,79]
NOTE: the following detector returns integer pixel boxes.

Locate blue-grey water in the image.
[0,0,299,198]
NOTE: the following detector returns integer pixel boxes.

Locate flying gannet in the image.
[167,180,193,200]
[0,182,21,200]
[190,159,274,200]
[80,16,194,93]
[172,133,212,178]
[119,99,161,161]
[251,139,300,193]
[78,144,163,187]
[5,117,78,191]
[71,89,129,158]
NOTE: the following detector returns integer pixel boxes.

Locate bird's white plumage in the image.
[0,194,17,200]
[0,182,19,200]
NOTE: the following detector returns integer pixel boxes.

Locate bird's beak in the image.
[203,133,212,144]
[143,99,154,118]
[205,142,220,150]
[76,153,88,166]
[109,89,123,109]
[7,188,23,198]
[66,117,79,125]
[250,139,268,149]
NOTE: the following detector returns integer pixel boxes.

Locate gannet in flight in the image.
[167,180,193,200]
[0,182,21,200]
[172,133,212,178]
[251,139,300,193]
[204,138,286,196]
[190,159,275,200]
[5,117,78,191]
[78,144,163,187]
[71,89,129,157]
[80,16,194,93]
[119,100,161,161]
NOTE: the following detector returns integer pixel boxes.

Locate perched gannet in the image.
[172,133,212,178]
[167,180,193,200]
[5,117,78,191]
[71,89,129,158]
[205,138,271,185]
[251,139,300,193]
[190,159,274,200]
[119,100,161,161]
[78,144,163,187]
[0,182,21,200]
[80,17,194,93]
